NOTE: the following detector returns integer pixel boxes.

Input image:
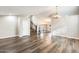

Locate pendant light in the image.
[49,6,61,19]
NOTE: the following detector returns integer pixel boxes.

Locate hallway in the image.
[0,33,79,53]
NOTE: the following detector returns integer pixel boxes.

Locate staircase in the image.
[30,20,37,36]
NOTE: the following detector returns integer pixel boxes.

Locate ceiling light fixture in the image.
[50,6,61,19]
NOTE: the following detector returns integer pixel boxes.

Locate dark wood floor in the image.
[0,33,79,53]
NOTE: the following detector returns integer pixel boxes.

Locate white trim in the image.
[53,35,79,40]
[19,35,30,37]
[0,35,17,39]
[0,34,30,39]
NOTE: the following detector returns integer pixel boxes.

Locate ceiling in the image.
[0,6,55,16]
[0,6,78,18]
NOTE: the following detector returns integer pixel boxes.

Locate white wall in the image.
[0,16,30,39]
[52,15,79,39]
[65,15,79,38]
[19,16,30,37]
[58,6,78,15]
[0,16,17,38]
[32,16,38,25]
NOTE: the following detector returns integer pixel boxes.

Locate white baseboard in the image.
[0,35,30,39]
[19,35,30,37]
[53,35,79,40]
[0,34,30,39]
[0,35,17,39]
